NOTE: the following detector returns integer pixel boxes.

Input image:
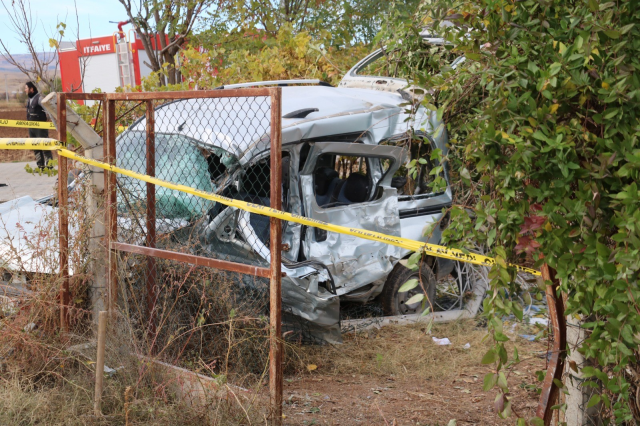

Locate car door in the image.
[299,142,407,295]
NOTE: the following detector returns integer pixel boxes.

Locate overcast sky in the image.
[0,0,127,54]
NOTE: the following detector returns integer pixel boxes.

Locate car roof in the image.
[128,86,428,164]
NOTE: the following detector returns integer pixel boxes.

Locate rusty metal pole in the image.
[105,100,118,313]
[57,93,69,332]
[536,262,566,425]
[145,100,157,343]
[101,99,110,312]
[268,88,283,426]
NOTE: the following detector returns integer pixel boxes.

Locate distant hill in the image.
[0,53,58,95]
[0,52,58,74]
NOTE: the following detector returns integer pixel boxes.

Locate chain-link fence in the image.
[51,89,549,425]
[55,89,286,422]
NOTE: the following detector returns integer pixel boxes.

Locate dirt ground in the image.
[282,321,547,426]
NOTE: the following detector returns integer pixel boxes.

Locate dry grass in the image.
[296,320,543,381]
[0,369,264,426]
[0,176,269,425]
[0,100,24,112]
[0,314,267,426]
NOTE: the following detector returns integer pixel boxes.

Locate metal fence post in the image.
[536,262,566,424]
[269,87,283,426]
[57,93,69,332]
[145,100,157,342]
[105,100,118,313]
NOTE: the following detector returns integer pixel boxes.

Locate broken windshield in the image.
[116,131,215,221]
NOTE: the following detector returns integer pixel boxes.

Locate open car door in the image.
[300,142,407,295]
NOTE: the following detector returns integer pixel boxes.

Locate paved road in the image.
[0,162,57,203]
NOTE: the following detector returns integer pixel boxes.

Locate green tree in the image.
[180,0,421,88]
[381,0,640,422]
[117,0,222,86]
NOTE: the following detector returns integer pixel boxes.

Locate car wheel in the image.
[381,261,436,316]
[435,261,473,311]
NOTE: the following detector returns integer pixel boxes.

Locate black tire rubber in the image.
[380,261,436,316]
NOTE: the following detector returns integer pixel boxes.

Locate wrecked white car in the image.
[115,58,457,342]
[2,39,467,343]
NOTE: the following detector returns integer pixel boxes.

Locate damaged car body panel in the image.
[113,84,451,343]
[298,142,406,297]
[1,41,456,343]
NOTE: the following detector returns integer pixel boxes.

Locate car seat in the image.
[314,167,340,206]
[334,172,369,205]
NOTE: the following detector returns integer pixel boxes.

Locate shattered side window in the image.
[205,153,290,248]
[355,45,458,79]
[383,133,444,197]
[355,51,400,78]
[314,154,385,208]
[116,131,214,220]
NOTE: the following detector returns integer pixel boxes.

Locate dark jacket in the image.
[26,93,48,138]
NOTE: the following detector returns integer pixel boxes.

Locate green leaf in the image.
[532,130,547,141]
[481,349,497,364]
[530,417,545,426]
[405,293,424,305]
[498,345,508,364]
[406,252,421,270]
[497,372,508,390]
[620,23,635,34]
[494,331,510,342]
[487,228,496,246]
[513,303,523,321]
[603,30,621,39]
[483,373,497,391]
[398,279,419,293]
[603,108,619,119]
[586,394,601,408]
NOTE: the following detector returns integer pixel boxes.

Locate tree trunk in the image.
[163,48,181,86]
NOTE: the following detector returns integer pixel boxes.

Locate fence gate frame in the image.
[57,89,284,425]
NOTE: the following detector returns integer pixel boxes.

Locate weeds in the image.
[0,173,271,424]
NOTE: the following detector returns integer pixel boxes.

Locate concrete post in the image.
[563,314,602,426]
[41,93,108,320]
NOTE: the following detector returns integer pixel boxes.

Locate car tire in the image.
[434,261,469,311]
[381,261,436,316]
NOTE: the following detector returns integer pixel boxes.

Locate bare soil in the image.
[282,322,547,426]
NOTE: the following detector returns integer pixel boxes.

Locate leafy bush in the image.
[181,25,369,88]
[381,0,640,422]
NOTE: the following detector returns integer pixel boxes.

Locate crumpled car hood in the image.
[130,86,428,164]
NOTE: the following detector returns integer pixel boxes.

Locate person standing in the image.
[25,81,52,170]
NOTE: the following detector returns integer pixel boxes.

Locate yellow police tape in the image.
[0,119,56,130]
[0,139,61,149]
[0,138,541,276]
